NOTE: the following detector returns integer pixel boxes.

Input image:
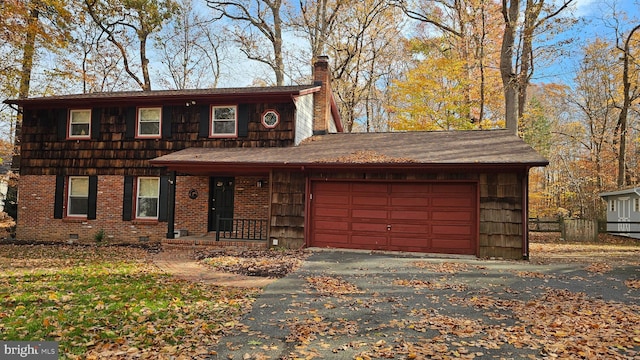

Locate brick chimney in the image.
[313,56,331,135]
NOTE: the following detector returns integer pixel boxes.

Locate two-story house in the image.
[4,56,547,259]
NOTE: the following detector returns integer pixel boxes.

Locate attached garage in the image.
[152,129,548,259]
[310,181,477,254]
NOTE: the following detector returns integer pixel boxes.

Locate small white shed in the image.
[600,187,640,239]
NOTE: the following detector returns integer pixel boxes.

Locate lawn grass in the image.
[0,244,259,359]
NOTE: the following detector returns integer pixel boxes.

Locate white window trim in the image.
[210,105,238,138]
[136,177,160,220]
[137,107,162,138]
[69,109,91,139]
[67,176,89,217]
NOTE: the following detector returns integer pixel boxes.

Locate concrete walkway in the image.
[151,249,275,288]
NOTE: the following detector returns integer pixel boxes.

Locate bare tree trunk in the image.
[616,24,640,187]
[500,0,519,134]
[19,7,39,98]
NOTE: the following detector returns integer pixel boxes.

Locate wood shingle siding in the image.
[19,103,298,176]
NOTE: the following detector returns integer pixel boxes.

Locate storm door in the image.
[208,177,235,232]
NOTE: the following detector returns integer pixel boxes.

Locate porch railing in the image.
[215,216,268,241]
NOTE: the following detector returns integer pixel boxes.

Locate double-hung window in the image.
[69,109,91,139]
[137,107,161,138]
[211,105,237,137]
[136,177,160,219]
[68,176,89,216]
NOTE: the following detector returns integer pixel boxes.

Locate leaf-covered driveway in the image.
[213,251,640,359]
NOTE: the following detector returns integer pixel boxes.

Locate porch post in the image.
[166,171,176,239]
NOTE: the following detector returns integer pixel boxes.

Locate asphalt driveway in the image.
[212,250,640,359]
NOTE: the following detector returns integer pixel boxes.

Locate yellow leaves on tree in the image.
[388,57,475,131]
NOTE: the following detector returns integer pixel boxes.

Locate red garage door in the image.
[310,181,477,255]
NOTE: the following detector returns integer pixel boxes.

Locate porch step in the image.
[162,237,268,251]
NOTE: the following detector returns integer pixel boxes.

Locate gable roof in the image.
[3,85,321,107]
[600,188,640,197]
[150,129,548,174]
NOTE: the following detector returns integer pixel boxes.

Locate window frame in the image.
[68,109,92,139]
[210,105,238,138]
[136,106,162,139]
[67,176,89,217]
[135,177,160,220]
[261,109,280,128]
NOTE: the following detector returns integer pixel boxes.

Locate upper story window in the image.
[635,198,639,212]
[69,109,91,139]
[211,105,237,137]
[610,200,616,212]
[68,176,89,216]
[262,110,279,128]
[137,107,161,138]
[136,177,160,219]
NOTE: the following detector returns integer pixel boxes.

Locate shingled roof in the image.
[4,85,320,107]
[150,129,548,172]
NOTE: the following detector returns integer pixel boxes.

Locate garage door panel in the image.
[432,197,474,207]
[432,183,474,193]
[315,194,350,205]
[355,183,389,193]
[353,196,387,206]
[313,220,349,231]
[389,223,429,234]
[432,239,474,251]
[352,222,388,232]
[313,232,349,244]
[432,224,473,236]
[390,210,429,220]
[432,210,473,221]
[351,235,387,246]
[310,181,477,255]
[391,197,429,206]
[352,209,387,219]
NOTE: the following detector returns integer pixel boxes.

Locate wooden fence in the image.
[529,217,598,242]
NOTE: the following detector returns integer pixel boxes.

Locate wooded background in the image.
[0,0,639,220]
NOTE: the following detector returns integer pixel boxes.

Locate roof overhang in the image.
[3,86,321,109]
[600,187,640,198]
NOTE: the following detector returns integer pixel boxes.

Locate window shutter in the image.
[162,106,173,139]
[158,175,169,222]
[125,107,136,139]
[87,175,98,220]
[237,104,250,137]
[123,176,134,221]
[91,108,102,140]
[198,105,210,138]
[54,175,65,219]
[56,109,67,140]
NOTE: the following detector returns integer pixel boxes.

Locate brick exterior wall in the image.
[17,175,166,243]
[174,176,209,236]
[17,174,271,244]
[233,176,269,220]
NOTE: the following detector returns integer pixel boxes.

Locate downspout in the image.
[166,171,176,239]
[522,168,530,260]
